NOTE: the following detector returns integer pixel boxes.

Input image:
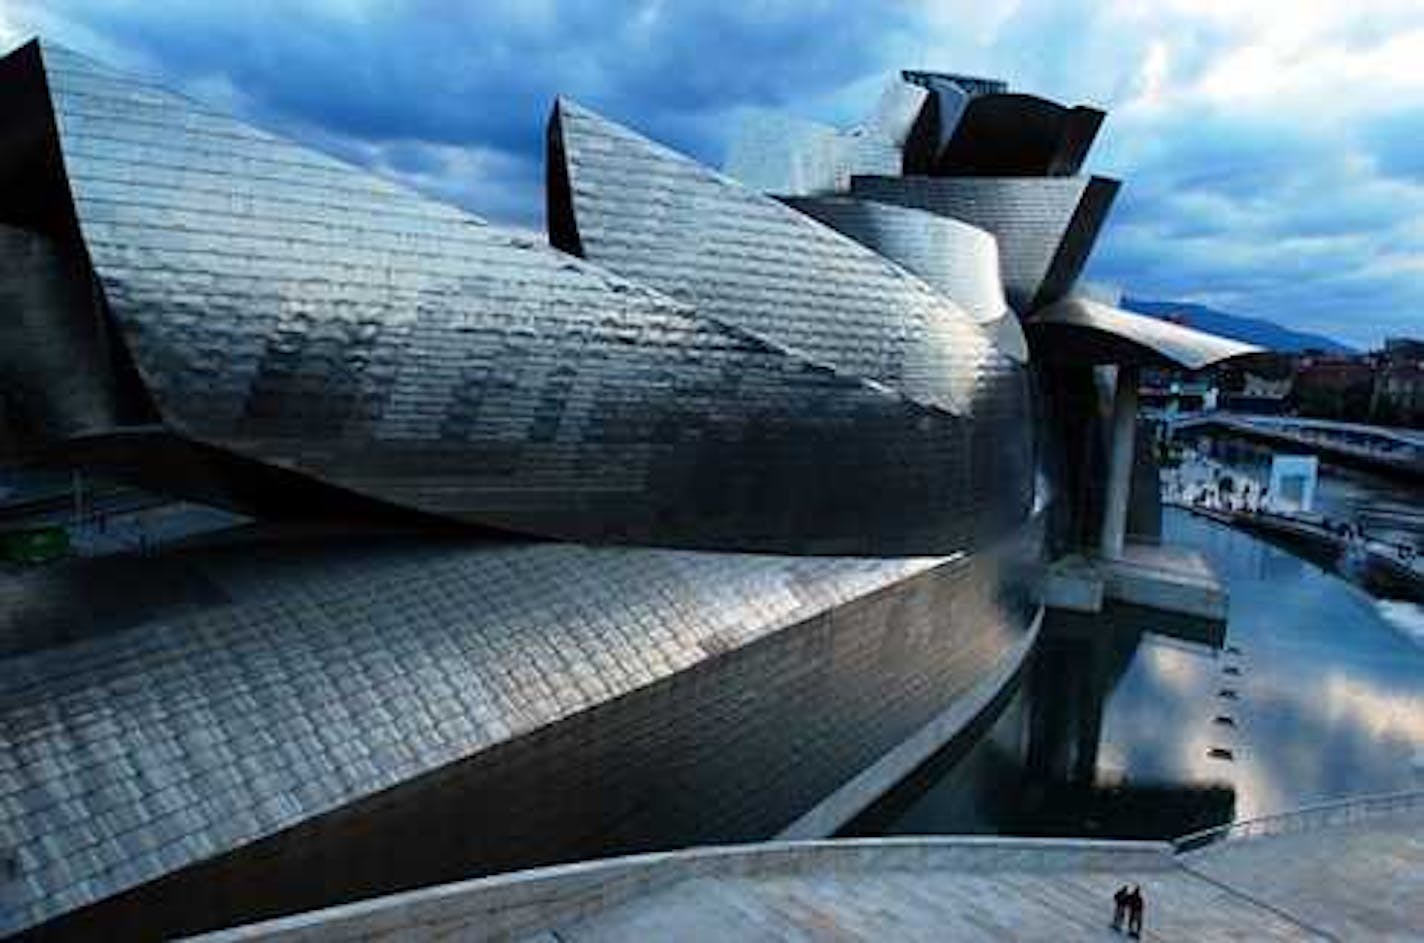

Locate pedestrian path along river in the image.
[191,795,1423,941]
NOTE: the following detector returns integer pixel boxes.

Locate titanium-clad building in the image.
[0,43,1248,941]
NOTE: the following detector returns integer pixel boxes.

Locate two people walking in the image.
[1112,884,1144,938]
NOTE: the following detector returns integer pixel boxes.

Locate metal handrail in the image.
[1173,789,1424,853]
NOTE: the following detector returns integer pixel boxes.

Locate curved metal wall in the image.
[0,225,125,447]
[0,524,1040,939]
[778,196,1006,324]
[548,99,1035,551]
[850,174,1119,313]
[549,98,1001,417]
[0,41,1037,554]
[777,195,1031,364]
[937,93,1105,178]
[723,111,900,196]
[0,39,1057,939]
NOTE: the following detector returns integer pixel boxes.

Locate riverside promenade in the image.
[192,793,1423,942]
[1167,413,1424,482]
[1173,500,1424,601]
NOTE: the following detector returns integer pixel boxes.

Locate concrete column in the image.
[1100,364,1139,559]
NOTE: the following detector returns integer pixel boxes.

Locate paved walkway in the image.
[192,803,1424,941]
[1179,811,1424,941]
[529,811,1424,942]
[531,861,1318,942]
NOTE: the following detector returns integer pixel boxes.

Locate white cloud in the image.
[0,1,24,47]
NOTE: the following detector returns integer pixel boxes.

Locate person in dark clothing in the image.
[1111,885,1129,932]
[1126,884,1144,938]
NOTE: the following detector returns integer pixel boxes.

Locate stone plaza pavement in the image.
[194,802,1423,942]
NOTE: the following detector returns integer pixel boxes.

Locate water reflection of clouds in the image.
[1319,673,1424,746]
[1377,600,1424,647]
[1140,641,1206,697]
[1126,511,1424,815]
[885,508,1424,835]
[1100,637,1228,791]
[1232,669,1424,816]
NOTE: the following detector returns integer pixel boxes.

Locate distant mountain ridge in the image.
[1122,297,1354,354]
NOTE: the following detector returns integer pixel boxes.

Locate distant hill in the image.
[1122,297,1354,354]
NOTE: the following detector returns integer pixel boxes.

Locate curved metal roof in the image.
[1027,297,1263,370]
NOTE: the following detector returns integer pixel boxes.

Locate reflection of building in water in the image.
[844,606,1234,841]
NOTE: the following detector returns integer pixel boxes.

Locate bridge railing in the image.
[1173,789,1424,853]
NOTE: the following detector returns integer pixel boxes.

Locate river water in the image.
[847,508,1424,840]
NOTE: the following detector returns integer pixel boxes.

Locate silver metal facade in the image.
[551,99,1005,417]
[0,42,1036,555]
[778,196,1007,324]
[4,535,909,930]
[0,225,125,447]
[933,93,1106,178]
[0,36,1122,939]
[850,174,1120,313]
[778,195,1029,362]
[723,111,900,197]
[0,526,1041,937]
[868,78,930,149]
[1029,297,1262,370]
[547,99,1036,550]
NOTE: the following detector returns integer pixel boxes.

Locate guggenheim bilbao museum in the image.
[0,40,1256,939]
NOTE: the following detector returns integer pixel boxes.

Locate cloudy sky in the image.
[3,1,1422,347]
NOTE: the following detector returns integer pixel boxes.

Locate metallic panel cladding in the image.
[0,37,1055,939]
[548,98,1001,416]
[547,97,1036,550]
[850,174,1120,313]
[722,110,899,196]
[1028,297,1263,370]
[0,41,1035,554]
[868,77,930,149]
[0,523,1041,938]
[778,195,1029,362]
[899,71,1001,174]
[778,196,1007,324]
[0,225,124,449]
[936,93,1106,178]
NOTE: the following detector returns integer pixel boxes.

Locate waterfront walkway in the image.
[193,794,1424,942]
[1173,500,1424,597]
[1164,412,1424,479]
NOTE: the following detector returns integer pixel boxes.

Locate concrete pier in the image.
[1044,542,1228,622]
[190,794,1424,942]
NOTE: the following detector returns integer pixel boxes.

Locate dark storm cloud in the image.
[5,0,1423,346]
[1086,100,1424,343]
[33,1,911,166]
